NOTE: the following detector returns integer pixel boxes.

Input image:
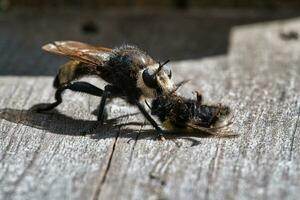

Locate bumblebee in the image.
[147,91,234,136]
[37,41,174,139]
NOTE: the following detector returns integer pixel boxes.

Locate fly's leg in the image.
[84,85,122,135]
[97,85,112,124]
[35,81,104,112]
[134,100,166,141]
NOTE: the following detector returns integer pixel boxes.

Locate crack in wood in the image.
[126,121,145,167]
[2,12,300,199]
[91,131,120,200]
[113,121,145,200]
[288,102,300,161]
[204,139,222,200]
[149,147,178,191]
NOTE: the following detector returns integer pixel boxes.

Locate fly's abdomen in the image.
[54,60,97,88]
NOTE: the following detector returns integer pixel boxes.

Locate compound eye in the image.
[142,68,158,88]
[163,65,172,79]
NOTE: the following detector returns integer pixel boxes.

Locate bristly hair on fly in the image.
[37,41,175,140]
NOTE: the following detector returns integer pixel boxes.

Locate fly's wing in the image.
[42,41,112,66]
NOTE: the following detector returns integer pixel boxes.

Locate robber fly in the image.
[146,90,234,136]
[37,41,174,139]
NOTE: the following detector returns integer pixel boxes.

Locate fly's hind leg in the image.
[35,81,104,112]
[35,87,65,112]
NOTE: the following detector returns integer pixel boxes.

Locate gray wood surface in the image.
[1,9,300,200]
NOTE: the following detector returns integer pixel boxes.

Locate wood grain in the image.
[1,11,300,200]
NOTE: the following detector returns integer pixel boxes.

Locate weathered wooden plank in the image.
[223,19,300,200]
[92,19,300,200]
[1,10,300,200]
[0,77,122,200]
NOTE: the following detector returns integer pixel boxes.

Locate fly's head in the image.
[138,60,174,98]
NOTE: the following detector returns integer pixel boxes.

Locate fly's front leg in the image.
[134,100,166,141]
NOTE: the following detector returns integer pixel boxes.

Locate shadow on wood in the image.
[0,105,234,143]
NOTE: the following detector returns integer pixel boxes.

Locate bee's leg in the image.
[134,100,166,141]
[194,91,202,104]
[36,81,104,112]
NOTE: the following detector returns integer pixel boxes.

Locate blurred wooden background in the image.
[2,0,300,9]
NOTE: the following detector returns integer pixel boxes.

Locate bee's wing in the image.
[186,122,237,137]
[42,41,112,66]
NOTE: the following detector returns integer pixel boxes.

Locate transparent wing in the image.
[42,41,112,65]
[186,122,237,137]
